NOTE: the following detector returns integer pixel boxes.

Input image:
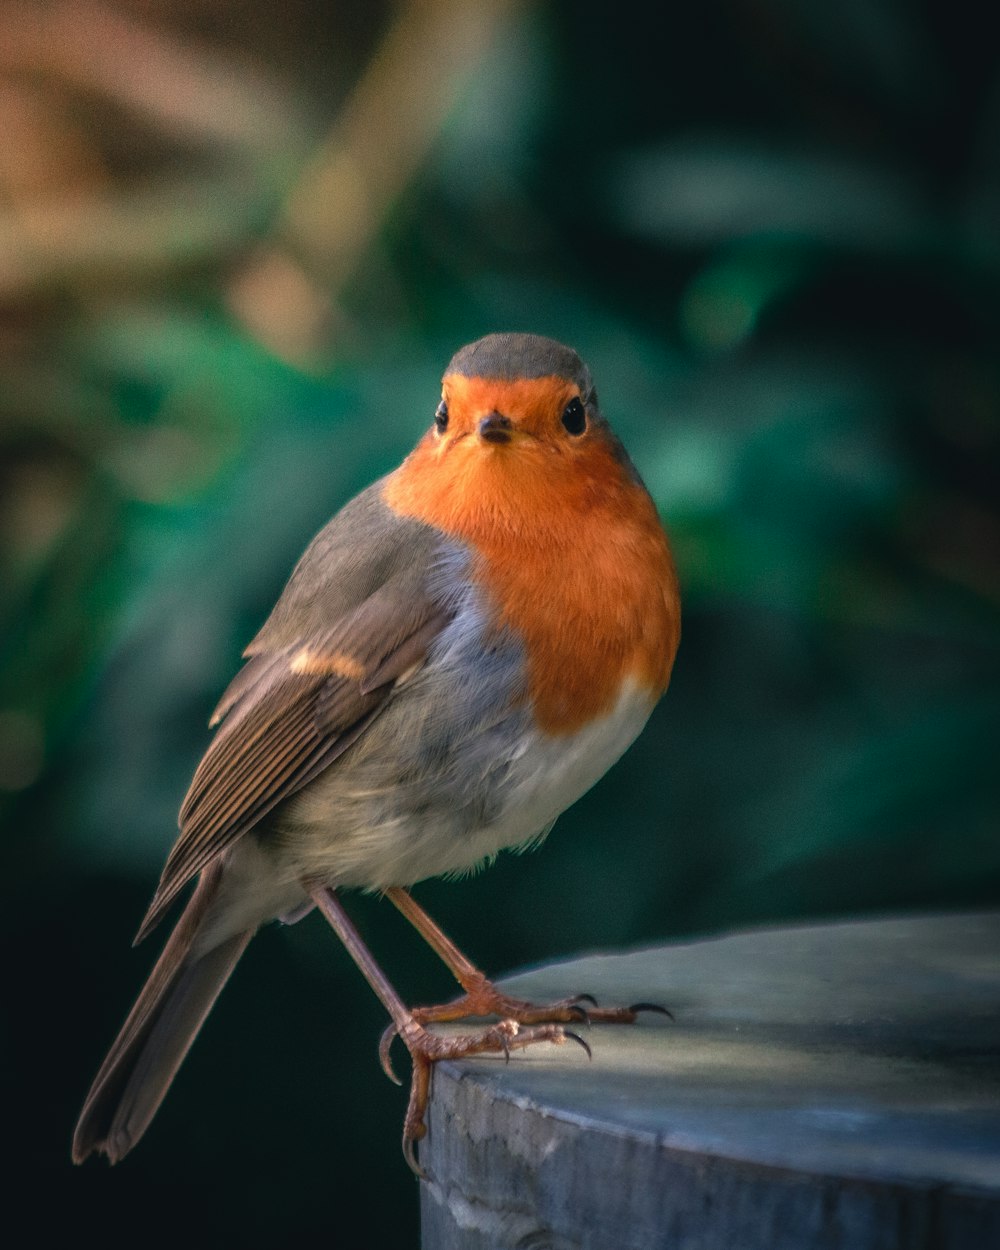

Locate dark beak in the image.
[478,412,513,444]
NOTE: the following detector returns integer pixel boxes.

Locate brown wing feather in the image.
[134,489,453,943]
[136,606,451,945]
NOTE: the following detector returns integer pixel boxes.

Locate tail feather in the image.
[72,863,252,1164]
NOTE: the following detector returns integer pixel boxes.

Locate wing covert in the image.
[135,493,454,942]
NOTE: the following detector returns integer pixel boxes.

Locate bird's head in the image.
[434,333,597,453]
[382,335,640,525]
[384,334,643,535]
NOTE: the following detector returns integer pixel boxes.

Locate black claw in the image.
[571,993,599,1007]
[567,1003,592,1025]
[565,1030,593,1060]
[629,1002,675,1021]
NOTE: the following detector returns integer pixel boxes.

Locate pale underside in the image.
[192,590,655,957]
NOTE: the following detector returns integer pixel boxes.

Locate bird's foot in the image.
[405,970,673,1027]
[382,1014,591,1174]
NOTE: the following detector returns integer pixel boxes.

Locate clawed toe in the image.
[393,1016,591,1174]
[561,993,675,1025]
[402,1132,423,1176]
[379,1022,403,1085]
[563,1029,592,1059]
[629,1000,675,1020]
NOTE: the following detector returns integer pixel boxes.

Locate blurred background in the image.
[3,0,998,1243]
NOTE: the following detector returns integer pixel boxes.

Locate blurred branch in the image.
[0,0,302,152]
[0,0,313,300]
[227,0,525,362]
[0,173,275,297]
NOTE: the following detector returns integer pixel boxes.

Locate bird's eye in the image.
[434,400,448,433]
[561,396,586,436]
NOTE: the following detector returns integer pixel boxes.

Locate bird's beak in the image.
[478,412,513,445]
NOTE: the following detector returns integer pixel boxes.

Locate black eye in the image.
[434,400,448,432]
[561,396,586,436]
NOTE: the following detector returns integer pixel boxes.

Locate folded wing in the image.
[136,493,451,942]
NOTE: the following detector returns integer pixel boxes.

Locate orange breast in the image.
[383,424,680,734]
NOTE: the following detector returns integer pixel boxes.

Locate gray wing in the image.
[135,485,451,942]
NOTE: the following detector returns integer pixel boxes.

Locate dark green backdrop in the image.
[3,1,997,1245]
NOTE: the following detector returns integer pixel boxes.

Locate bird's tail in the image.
[72,861,252,1164]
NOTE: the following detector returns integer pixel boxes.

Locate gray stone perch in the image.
[418,912,1000,1250]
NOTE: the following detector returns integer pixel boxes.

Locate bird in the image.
[72,332,681,1172]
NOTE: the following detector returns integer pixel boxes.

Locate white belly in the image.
[271,676,655,894]
[440,677,656,876]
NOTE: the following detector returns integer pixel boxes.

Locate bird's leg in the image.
[384,886,669,1026]
[306,884,587,1175]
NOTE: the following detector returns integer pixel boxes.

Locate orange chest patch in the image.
[383,433,681,734]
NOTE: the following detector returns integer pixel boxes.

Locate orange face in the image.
[385,373,632,532]
[435,373,587,447]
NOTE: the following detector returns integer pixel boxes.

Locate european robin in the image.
[72,333,681,1171]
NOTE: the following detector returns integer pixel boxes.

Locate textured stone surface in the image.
[418,912,1000,1250]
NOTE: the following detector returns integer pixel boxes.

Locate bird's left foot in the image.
[383,1014,591,1174]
